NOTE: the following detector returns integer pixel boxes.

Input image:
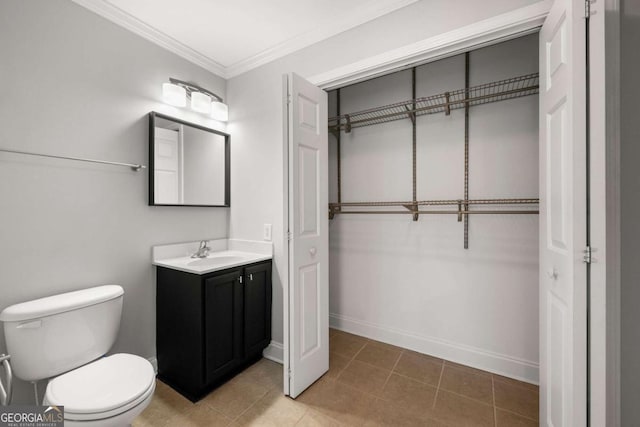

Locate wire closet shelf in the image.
[327,66,540,248]
[328,198,540,220]
[328,73,539,133]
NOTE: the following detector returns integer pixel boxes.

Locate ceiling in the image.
[72,0,419,78]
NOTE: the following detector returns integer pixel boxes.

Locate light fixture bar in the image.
[169,78,224,103]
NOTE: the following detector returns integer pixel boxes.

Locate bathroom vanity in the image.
[153,240,272,401]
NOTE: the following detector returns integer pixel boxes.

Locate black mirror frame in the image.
[148,111,230,207]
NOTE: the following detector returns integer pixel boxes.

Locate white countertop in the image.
[153,250,271,275]
[152,239,272,275]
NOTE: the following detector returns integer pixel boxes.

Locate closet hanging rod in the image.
[331,210,538,215]
[329,198,539,208]
[0,148,146,171]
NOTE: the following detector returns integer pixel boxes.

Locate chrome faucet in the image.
[191,240,210,258]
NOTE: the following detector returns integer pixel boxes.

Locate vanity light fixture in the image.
[162,78,228,122]
[210,100,229,122]
[162,82,187,107]
[190,91,212,114]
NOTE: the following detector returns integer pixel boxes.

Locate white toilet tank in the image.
[0,285,124,382]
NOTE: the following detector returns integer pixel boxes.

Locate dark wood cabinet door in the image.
[243,262,272,358]
[156,267,204,395]
[204,269,243,382]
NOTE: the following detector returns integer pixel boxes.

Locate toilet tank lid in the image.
[0,285,124,322]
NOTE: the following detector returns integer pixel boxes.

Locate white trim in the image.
[224,0,419,78]
[262,340,284,364]
[308,1,552,90]
[71,0,418,79]
[70,0,226,77]
[330,313,539,385]
[282,74,291,396]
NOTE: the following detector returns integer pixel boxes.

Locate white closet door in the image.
[539,0,587,425]
[286,72,329,398]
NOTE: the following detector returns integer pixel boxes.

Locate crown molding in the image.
[72,0,419,79]
[71,0,227,77]
[224,0,419,78]
[308,1,552,90]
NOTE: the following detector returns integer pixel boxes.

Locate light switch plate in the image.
[263,224,272,241]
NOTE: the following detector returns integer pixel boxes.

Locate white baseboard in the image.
[330,313,539,385]
[262,341,284,364]
[148,356,158,374]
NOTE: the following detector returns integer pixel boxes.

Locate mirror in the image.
[149,112,230,207]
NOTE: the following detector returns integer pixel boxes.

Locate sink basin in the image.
[153,245,272,275]
[187,255,248,267]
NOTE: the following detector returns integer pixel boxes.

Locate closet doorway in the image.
[284,0,593,424]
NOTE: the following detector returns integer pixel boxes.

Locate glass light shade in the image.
[191,91,212,114]
[211,101,229,122]
[162,83,186,107]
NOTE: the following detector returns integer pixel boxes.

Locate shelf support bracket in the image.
[457,200,463,222]
[344,115,352,133]
[444,92,451,116]
[404,105,416,125]
[402,203,419,221]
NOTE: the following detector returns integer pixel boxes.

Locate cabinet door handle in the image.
[239,276,243,284]
[249,273,253,281]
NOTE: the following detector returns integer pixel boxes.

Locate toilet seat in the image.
[44,353,155,421]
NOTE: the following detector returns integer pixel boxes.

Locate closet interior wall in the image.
[327,34,540,383]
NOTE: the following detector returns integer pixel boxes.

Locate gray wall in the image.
[620,0,640,423]
[0,0,227,403]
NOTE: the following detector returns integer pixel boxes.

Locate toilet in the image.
[0,285,155,426]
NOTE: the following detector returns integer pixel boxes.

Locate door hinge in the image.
[583,246,594,264]
[584,0,594,18]
[287,231,292,241]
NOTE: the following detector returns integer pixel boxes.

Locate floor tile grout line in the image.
[494,406,539,422]
[388,369,439,389]
[381,349,404,391]
[227,387,271,422]
[342,354,394,372]
[291,406,310,426]
[436,385,495,408]
[352,340,370,360]
[432,361,446,409]
[331,336,368,382]
[492,375,498,427]
[203,404,235,424]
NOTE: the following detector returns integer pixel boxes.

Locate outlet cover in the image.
[263,224,272,241]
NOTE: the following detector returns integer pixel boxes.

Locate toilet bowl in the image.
[0,285,155,427]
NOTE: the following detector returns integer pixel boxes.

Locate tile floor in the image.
[134,329,539,426]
